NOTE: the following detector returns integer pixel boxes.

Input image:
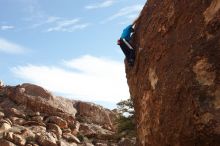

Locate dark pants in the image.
[119,38,135,62]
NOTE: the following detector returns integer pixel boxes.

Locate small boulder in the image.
[47,123,62,139]
[23,121,46,127]
[3,131,13,140]
[31,116,43,123]
[9,117,25,125]
[70,121,80,135]
[36,132,57,146]
[58,139,77,146]
[12,134,26,146]
[62,133,80,144]
[46,116,68,129]
[28,126,46,134]
[83,143,94,146]
[0,111,5,118]
[28,111,40,117]
[95,143,108,146]
[0,123,11,133]
[9,108,25,118]
[1,118,12,126]
[118,138,136,146]
[0,139,16,146]
[62,128,71,134]
[20,129,35,142]
[3,132,26,146]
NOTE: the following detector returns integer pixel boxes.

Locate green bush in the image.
[116,97,136,138]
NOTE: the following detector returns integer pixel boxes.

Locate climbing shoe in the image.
[128,58,134,66]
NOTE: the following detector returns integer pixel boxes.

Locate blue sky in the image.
[0,0,146,109]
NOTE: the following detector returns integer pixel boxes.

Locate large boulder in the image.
[74,101,116,131]
[79,123,114,140]
[5,83,77,117]
[126,0,220,146]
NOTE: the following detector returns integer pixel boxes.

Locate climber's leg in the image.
[128,49,135,66]
[122,39,135,66]
[122,39,134,50]
[119,39,131,59]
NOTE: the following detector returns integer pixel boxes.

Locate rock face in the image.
[0,83,118,146]
[126,0,220,146]
[6,83,77,117]
[74,101,117,131]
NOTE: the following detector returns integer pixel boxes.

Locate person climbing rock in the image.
[117,24,135,66]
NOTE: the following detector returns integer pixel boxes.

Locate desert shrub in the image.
[116,97,136,138]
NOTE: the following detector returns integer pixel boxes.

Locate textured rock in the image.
[126,0,220,146]
[0,83,117,145]
[28,111,40,117]
[95,143,107,146]
[12,133,26,146]
[46,116,68,129]
[79,123,114,140]
[5,83,77,117]
[20,128,35,142]
[36,132,57,146]
[24,121,46,127]
[81,143,94,146]
[0,139,16,146]
[9,117,26,125]
[3,132,26,146]
[47,123,62,139]
[58,139,77,146]
[31,116,43,123]
[74,101,116,131]
[6,125,27,134]
[62,133,80,143]
[0,123,11,133]
[0,111,5,118]
[3,132,13,141]
[1,118,13,126]
[29,126,46,134]
[118,138,136,146]
[9,108,25,118]
[62,128,71,134]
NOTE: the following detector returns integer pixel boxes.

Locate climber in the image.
[117,24,135,66]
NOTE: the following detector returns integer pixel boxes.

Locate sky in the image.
[0,0,146,109]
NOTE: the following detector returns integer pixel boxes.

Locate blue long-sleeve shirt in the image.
[120,25,134,41]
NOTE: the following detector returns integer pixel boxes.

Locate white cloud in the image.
[1,25,15,30]
[85,0,115,9]
[0,38,26,54]
[102,5,143,23]
[19,0,90,32]
[46,16,61,23]
[11,55,129,102]
[47,18,90,32]
[30,16,89,32]
[31,16,61,28]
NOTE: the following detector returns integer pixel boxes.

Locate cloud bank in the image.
[0,38,26,54]
[12,55,129,102]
